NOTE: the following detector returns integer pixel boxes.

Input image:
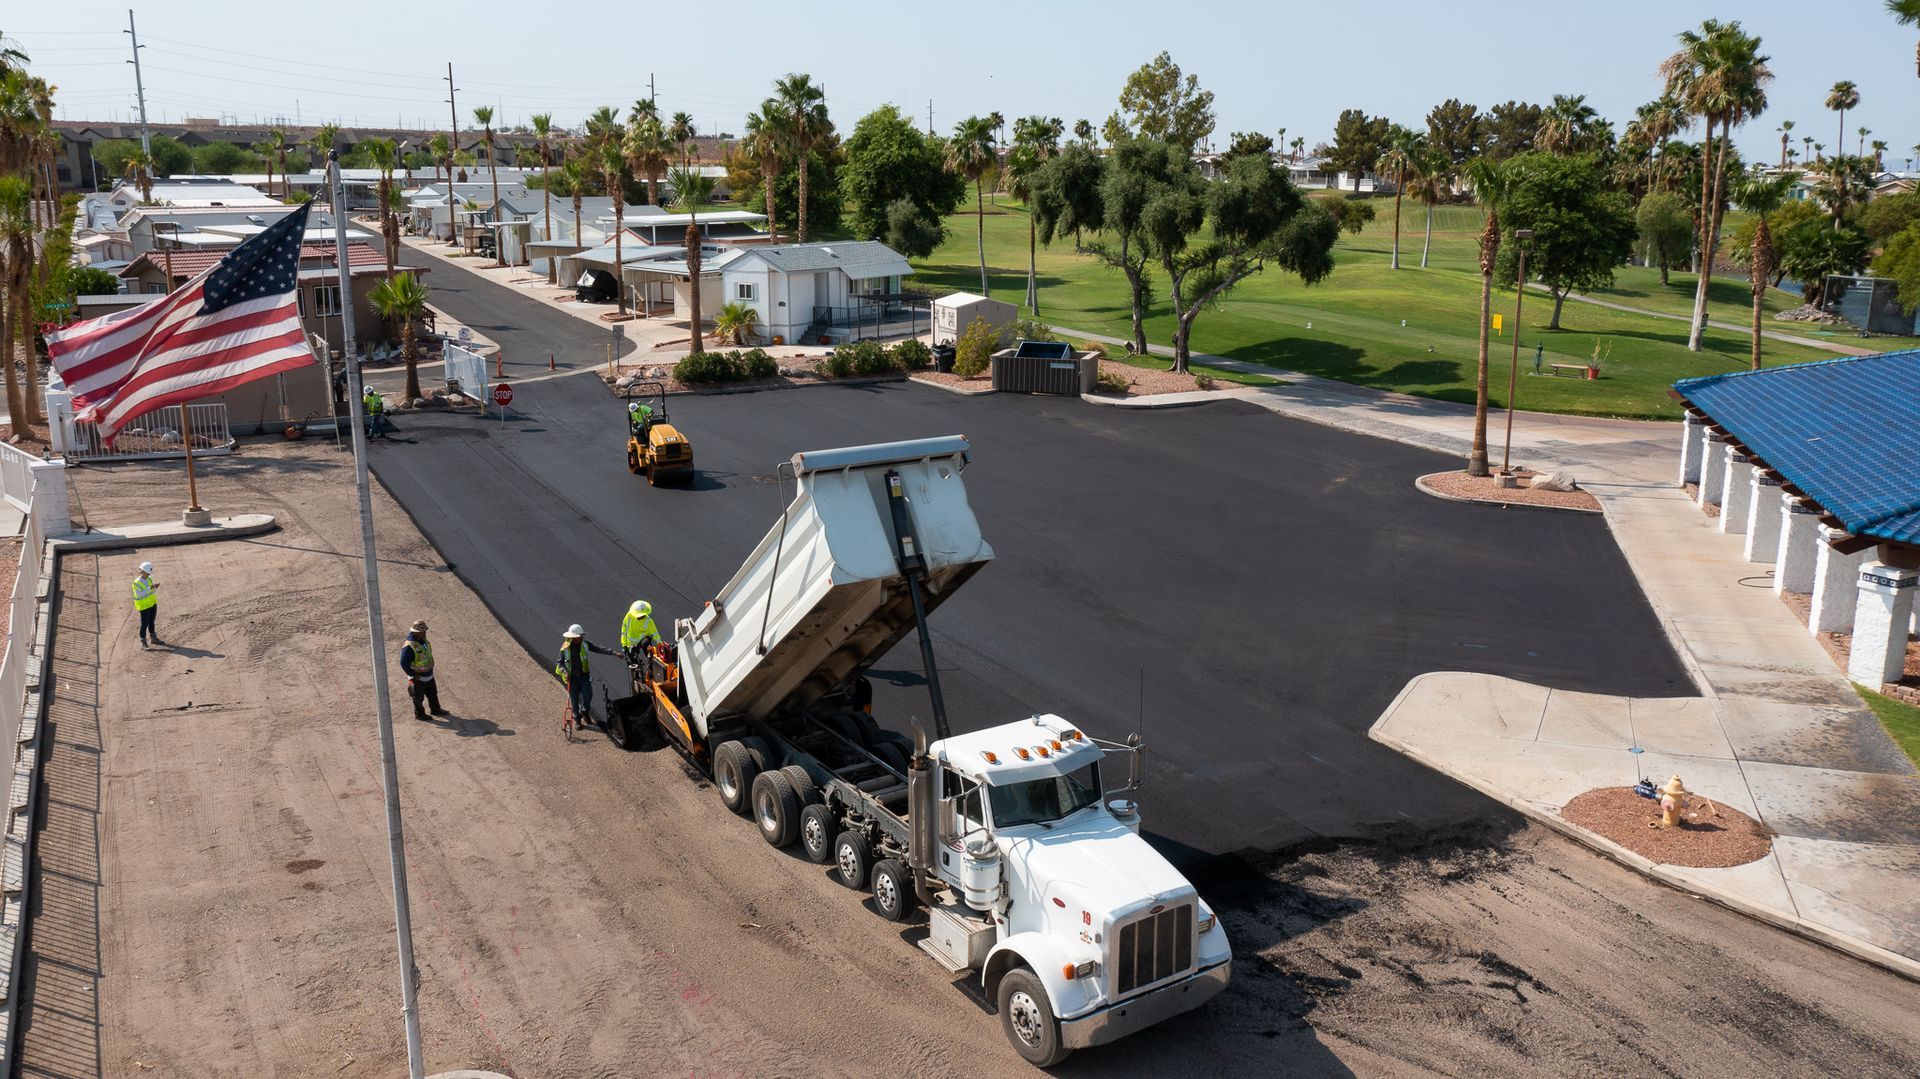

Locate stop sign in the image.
[493,383,513,407]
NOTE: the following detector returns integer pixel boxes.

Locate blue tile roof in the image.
[1673,349,1920,547]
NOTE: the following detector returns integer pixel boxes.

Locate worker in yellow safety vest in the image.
[554,624,620,726]
[619,600,659,656]
[363,387,386,438]
[399,620,445,720]
[132,560,162,648]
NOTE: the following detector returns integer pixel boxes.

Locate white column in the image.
[1847,563,1919,686]
[1698,431,1728,507]
[27,459,70,536]
[1676,412,1703,488]
[1719,453,1753,534]
[1775,496,1821,594]
[1808,526,1867,635]
[1744,471,1783,563]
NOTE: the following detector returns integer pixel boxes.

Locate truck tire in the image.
[833,830,871,890]
[627,445,641,474]
[751,770,801,847]
[870,858,913,922]
[873,742,909,775]
[713,740,759,817]
[741,735,773,770]
[799,804,836,864]
[781,764,820,806]
[997,968,1071,1068]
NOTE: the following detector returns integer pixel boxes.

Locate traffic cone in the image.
[495,351,504,378]
[549,353,556,371]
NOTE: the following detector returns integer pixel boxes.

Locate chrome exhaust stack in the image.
[908,717,938,907]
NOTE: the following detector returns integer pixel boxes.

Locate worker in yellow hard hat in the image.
[619,600,659,656]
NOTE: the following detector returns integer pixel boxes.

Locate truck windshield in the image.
[988,762,1101,827]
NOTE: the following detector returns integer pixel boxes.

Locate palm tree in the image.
[629,97,658,125]
[0,176,33,425]
[989,111,1006,150]
[625,117,669,207]
[309,122,339,209]
[428,132,449,191]
[1826,80,1859,162]
[123,148,155,203]
[1464,157,1512,478]
[550,155,590,286]
[1290,136,1306,164]
[948,116,997,296]
[1073,118,1094,145]
[1406,146,1451,268]
[713,302,758,346]
[532,112,554,276]
[1538,94,1602,155]
[1380,126,1426,269]
[1008,116,1062,311]
[0,32,28,75]
[1777,119,1794,170]
[670,164,717,354]
[1858,126,1870,157]
[1892,0,1920,77]
[668,111,695,170]
[743,100,788,241]
[602,139,628,315]
[371,272,432,402]
[774,73,830,243]
[1663,19,1772,352]
[1731,172,1795,370]
[1814,154,1873,225]
[472,106,503,266]
[1871,139,1889,169]
[362,136,400,277]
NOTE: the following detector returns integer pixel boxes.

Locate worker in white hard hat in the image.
[132,560,162,648]
[399,620,445,721]
[627,401,654,438]
[619,600,659,655]
[553,623,620,727]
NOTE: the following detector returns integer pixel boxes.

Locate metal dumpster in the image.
[990,340,1098,395]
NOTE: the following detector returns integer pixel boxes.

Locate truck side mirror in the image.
[1126,732,1143,791]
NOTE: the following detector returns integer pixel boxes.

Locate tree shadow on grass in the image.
[1218,337,1369,378]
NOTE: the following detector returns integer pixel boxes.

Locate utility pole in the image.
[928,99,934,136]
[328,150,427,1079]
[649,72,655,107]
[445,64,459,244]
[1500,230,1535,479]
[124,9,151,155]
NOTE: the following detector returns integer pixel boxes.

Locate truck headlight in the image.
[1197,908,1217,936]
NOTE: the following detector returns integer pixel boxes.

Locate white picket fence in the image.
[47,398,235,463]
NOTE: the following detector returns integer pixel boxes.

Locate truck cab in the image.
[924,715,1232,1066]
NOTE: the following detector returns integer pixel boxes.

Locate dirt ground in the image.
[13,439,1920,1078]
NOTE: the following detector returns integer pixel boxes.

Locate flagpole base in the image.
[182,507,213,527]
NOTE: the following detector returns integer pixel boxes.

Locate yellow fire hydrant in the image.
[1652,774,1720,829]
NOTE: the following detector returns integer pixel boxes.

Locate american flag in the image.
[48,202,317,441]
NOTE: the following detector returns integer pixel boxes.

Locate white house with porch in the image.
[716,241,913,346]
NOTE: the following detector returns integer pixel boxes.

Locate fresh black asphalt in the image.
[372,248,1692,860]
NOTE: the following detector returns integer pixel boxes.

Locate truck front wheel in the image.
[997,969,1070,1068]
[870,858,913,922]
[713,740,759,816]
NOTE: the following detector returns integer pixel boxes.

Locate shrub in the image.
[890,338,932,370]
[821,348,856,379]
[674,349,732,384]
[1009,318,1056,344]
[1095,369,1130,395]
[740,348,777,379]
[1194,373,1217,391]
[953,314,998,378]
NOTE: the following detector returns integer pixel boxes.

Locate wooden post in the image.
[181,404,202,511]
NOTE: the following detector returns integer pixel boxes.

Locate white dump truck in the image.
[608,435,1230,1066]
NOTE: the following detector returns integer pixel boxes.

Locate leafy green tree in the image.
[731,142,842,238]
[191,141,258,174]
[1872,222,1920,311]
[1728,198,1820,285]
[1425,99,1481,164]
[841,104,965,242]
[1029,143,1106,249]
[883,197,943,259]
[1323,198,1375,233]
[953,314,997,378]
[1138,147,1335,372]
[66,265,120,296]
[1325,109,1389,191]
[1106,51,1215,154]
[1492,153,1635,328]
[1635,191,1694,284]
[946,116,997,295]
[1859,191,1920,242]
[1729,172,1797,369]
[1480,101,1543,160]
[1891,1,1920,77]
[1224,131,1274,160]
[1088,137,1180,354]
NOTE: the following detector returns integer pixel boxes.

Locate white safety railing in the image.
[59,402,235,463]
[442,344,488,402]
[0,502,46,753]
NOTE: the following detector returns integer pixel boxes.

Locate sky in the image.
[11,0,1919,169]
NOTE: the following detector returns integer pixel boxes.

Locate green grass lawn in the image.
[1857,686,1920,769]
[917,195,1849,419]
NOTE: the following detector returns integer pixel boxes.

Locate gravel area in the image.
[599,353,905,396]
[1561,787,1772,867]
[913,359,1212,398]
[1418,469,1602,512]
[911,369,993,392]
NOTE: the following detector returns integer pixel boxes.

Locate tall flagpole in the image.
[330,150,427,1079]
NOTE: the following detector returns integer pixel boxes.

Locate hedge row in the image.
[675,347,779,384]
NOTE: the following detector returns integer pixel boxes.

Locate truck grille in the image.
[1115,903,1193,995]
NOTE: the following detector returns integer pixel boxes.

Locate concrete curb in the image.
[1412,473,1604,514]
[1079,389,1245,409]
[908,376,995,396]
[1367,695,1920,985]
[50,514,278,553]
[604,374,912,398]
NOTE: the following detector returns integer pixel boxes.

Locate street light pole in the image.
[1501,229,1535,478]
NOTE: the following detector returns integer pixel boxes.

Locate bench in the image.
[1549,363,1592,379]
